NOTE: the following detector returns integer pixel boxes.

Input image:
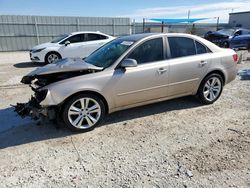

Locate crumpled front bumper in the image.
[13,93,57,121]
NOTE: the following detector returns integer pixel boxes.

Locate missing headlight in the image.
[35,89,48,103]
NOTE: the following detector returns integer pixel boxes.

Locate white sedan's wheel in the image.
[45,52,61,64]
[197,73,223,104]
[63,94,105,132]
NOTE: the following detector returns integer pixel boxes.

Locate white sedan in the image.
[30,31,114,64]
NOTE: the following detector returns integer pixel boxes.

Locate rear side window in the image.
[128,38,164,64]
[168,37,210,58]
[168,37,196,58]
[87,34,108,41]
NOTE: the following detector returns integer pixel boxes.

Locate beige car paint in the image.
[40,33,237,113]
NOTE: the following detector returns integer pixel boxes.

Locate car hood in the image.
[27,57,103,76]
[31,42,56,51]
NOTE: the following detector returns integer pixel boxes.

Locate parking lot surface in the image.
[0,51,250,187]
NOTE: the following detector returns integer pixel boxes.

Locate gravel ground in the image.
[0,51,249,187]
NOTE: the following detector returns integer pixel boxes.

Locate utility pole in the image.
[187,10,190,20]
[161,21,164,33]
[216,17,220,31]
[187,10,190,32]
[142,18,145,33]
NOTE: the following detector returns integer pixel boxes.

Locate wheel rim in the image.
[68,97,101,129]
[48,54,59,63]
[203,77,222,102]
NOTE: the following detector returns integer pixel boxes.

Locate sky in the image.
[0,0,250,23]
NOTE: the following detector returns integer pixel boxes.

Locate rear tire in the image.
[197,73,223,105]
[62,93,105,132]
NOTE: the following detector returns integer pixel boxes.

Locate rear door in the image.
[166,36,210,96]
[79,33,110,57]
[112,37,169,108]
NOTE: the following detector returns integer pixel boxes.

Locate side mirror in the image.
[120,58,138,68]
[65,41,70,46]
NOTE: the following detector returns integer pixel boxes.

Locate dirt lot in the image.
[0,51,249,187]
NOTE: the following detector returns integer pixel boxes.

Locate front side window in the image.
[234,30,242,36]
[168,37,196,58]
[128,38,164,64]
[51,34,69,43]
[67,34,85,43]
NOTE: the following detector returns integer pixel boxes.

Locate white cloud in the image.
[119,1,250,23]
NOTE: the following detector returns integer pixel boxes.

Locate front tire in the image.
[45,52,61,64]
[62,94,105,132]
[197,74,223,105]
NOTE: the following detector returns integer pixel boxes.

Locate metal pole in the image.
[142,18,145,33]
[34,17,40,44]
[188,10,190,20]
[187,10,190,32]
[161,21,164,33]
[76,18,80,31]
[112,18,115,36]
[216,17,220,30]
[133,19,136,34]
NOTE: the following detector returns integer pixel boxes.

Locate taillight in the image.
[233,53,238,63]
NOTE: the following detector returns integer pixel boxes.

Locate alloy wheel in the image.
[203,77,222,102]
[67,97,101,129]
[47,53,59,63]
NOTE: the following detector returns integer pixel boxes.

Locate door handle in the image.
[199,60,208,66]
[158,68,167,74]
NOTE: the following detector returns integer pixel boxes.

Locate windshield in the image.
[218,29,235,36]
[51,34,69,43]
[85,39,134,68]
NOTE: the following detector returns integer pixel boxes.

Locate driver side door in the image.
[58,34,86,58]
[111,37,169,108]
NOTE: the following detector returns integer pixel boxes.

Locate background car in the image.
[16,33,238,132]
[204,28,250,48]
[30,31,115,64]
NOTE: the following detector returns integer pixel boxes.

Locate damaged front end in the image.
[13,89,56,121]
[13,57,103,121]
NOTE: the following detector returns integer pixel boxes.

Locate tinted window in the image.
[87,34,108,41]
[168,37,196,58]
[128,38,164,64]
[235,30,242,35]
[51,34,69,43]
[60,34,85,44]
[195,41,207,54]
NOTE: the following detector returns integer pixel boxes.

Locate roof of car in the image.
[117,32,206,42]
[117,33,158,42]
[70,31,109,35]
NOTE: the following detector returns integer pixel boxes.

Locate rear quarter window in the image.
[195,41,209,54]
